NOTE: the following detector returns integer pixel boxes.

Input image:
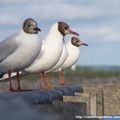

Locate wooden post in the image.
[90,91,97,116]
[75,92,91,115]
[96,89,104,116]
[63,86,104,117]
[63,93,91,115]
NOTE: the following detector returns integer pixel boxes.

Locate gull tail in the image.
[0,71,24,81]
[0,73,4,78]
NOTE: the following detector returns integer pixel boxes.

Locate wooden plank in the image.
[63,95,91,115]
[65,90,103,116]
[75,92,90,97]
[96,89,104,116]
[90,93,97,116]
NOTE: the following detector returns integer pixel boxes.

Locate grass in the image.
[65,66,120,78]
[20,65,120,81]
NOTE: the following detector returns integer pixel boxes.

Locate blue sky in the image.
[0,0,120,66]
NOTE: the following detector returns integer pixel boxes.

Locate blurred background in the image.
[0,0,120,66]
[0,1,120,119]
[0,0,119,90]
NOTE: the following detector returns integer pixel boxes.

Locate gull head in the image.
[58,22,79,36]
[23,18,41,34]
[71,37,88,47]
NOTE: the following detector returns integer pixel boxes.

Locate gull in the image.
[54,37,88,86]
[43,42,68,87]
[0,18,41,91]
[25,22,79,89]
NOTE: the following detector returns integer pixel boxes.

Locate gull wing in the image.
[0,34,18,63]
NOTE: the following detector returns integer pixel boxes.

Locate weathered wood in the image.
[90,92,97,116]
[63,94,91,115]
[75,92,90,97]
[63,88,104,116]
[74,92,91,115]
[96,89,104,116]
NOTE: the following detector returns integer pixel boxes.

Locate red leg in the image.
[16,71,32,91]
[45,73,50,85]
[37,72,42,89]
[41,72,53,90]
[16,71,22,91]
[8,71,31,92]
[59,70,65,86]
[41,72,48,86]
[8,71,14,91]
[45,73,54,88]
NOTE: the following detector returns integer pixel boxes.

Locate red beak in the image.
[70,30,79,36]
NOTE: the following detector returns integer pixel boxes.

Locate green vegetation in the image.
[64,66,120,78]
[21,65,120,80]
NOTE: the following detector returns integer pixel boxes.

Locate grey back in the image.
[0,35,18,63]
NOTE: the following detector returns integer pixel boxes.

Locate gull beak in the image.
[70,30,79,36]
[69,28,79,36]
[34,27,41,32]
[80,42,88,46]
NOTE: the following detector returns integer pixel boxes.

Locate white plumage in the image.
[25,23,64,73]
[0,30,41,73]
[60,39,80,70]
[0,18,42,90]
[45,43,68,73]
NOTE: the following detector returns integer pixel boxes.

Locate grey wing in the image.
[0,35,18,63]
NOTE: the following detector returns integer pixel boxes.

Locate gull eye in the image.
[64,26,68,29]
[27,24,31,27]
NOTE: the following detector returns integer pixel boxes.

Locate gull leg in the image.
[41,72,53,90]
[41,72,48,89]
[16,71,22,91]
[45,73,54,88]
[8,71,31,92]
[16,71,32,91]
[59,70,65,86]
[8,71,14,91]
[37,72,43,89]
